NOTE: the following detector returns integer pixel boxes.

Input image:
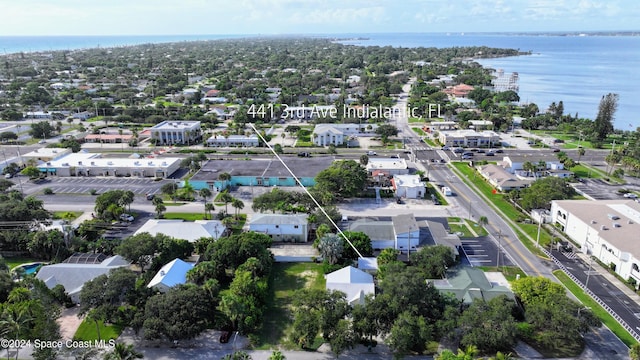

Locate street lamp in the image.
[468,200,475,220]
[536,219,542,249]
[496,229,503,270]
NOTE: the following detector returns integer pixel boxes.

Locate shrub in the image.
[43,188,54,195]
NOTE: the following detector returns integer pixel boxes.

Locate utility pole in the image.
[496,229,502,270]
[536,219,542,249]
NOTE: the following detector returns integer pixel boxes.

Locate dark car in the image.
[485,152,495,156]
[219,331,231,343]
[396,197,403,204]
[495,149,504,153]
[552,148,561,152]
[146,193,155,200]
[297,152,310,157]
[476,149,485,153]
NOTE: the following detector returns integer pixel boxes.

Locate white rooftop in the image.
[22,147,71,160]
[326,266,375,305]
[249,213,308,225]
[135,219,226,242]
[367,157,408,171]
[393,174,425,187]
[43,152,181,169]
[152,120,200,130]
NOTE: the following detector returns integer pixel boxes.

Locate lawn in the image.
[412,127,426,136]
[73,319,124,342]
[4,257,41,269]
[476,266,527,282]
[256,262,326,350]
[163,212,207,221]
[553,270,636,347]
[448,223,473,238]
[465,219,488,237]
[426,183,448,206]
[52,211,83,221]
[408,117,425,123]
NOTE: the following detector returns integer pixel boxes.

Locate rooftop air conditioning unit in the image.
[600,225,608,230]
[613,223,621,228]
[91,162,95,165]
[78,161,82,165]
[608,214,620,220]
[590,220,596,224]
[628,220,634,224]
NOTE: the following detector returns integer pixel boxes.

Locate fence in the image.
[542,247,640,343]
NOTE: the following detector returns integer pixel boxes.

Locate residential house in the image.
[425,220,462,257]
[442,84,475,98]
[248,214,309,243]
[36,253,130,303]
[429,267,515,304]
[325,266,375,306]
[147,258,195,293]
[477,164,532,191]
[348,213,419,251]
[499,155,564,177]
[551,199,640,287]
[392,174,426,199]
[134,219,226,242]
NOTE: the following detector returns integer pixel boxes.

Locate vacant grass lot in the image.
[257,262,325,350]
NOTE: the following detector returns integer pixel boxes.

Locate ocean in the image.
[1,33,638,131]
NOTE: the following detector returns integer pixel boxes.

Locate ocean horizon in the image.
[1,32,638,131]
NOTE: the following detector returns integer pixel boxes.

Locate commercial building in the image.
[392,174,426,199]
[438,130,500,148]
[551,199,640,286]
[206,134,259,148]
[365,157,409,176]
[37,152,181,178]
[135,219,226,242]
[312,123,378,147]
[189,157,334,190]
[21,147,72,164]
[150,120,202,145]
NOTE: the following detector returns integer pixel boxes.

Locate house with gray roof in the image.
[248,213,309,242]
[429,267,515,304]
[134,219,226,242]
[147,258,195,293]
[36,254,130,303]
[349,213,419,252]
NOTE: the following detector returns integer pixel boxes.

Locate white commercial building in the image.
[438,130,500,148]
[551,199,640,287]
[312,123,378,147]
[150,120,202,145]
[38,152,181,178]
[206,134,259,148]
[392,174,426,199]
[366,157,409,176]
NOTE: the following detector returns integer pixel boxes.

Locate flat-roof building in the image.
[150,121,202,145]
[551,199,640,287]
[438,130,500,148]
[38,152,181,178]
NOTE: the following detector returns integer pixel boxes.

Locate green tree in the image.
[519,177,576,211]
[457,296,518,353]
[410,245,456,279]
[386,310,433,356]
[231,198,244,219]
[219,172,232,191]
[330,319,355,358]
[291,310,319,349]
[629,343,640,360]
[29,121,54,139]
[268,350,286,360]
[315,160,367,198]
[153,197,166,218]
[116,233,160,271]
[359,154,369,166]
[340,231,373,260]
[592,93,618,141]
[317,234,344,265]
[21,166,41,179]
[375,124,399,144]
[511,276,566,305]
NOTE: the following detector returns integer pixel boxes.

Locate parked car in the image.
[485,152,495,156]
[367,151,377,156]
[624,193,638,199]
[552,148,561,152]
[453,148,464,154]
[461,155,473,160]
[476,149,485,153]
[119,214,134,222]
[146,193,155,200]
[297,152,310,157]
[494,149,504,153]
[4,173,12,179]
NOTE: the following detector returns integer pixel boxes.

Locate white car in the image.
[119,214,134,222]
[624,193,638,199]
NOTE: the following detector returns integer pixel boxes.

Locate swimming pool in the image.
[14,262,44,275]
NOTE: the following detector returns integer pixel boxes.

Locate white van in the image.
[441,186,452,196]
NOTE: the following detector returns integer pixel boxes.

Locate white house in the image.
[551,199,640,287]
[248,214,309,242]
[150,121,202,145]
[477,164,532,191]
[393,213,420,254]
[499,155,564,176]
[325,266,375,306]
[36,254,130,303]
[312,124,345,146]
[392,174,426,199]
[134,219,226,242]
[147,258,194,293]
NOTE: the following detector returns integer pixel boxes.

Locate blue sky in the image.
[1,0,638,36]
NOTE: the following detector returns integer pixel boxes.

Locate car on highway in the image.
[453,148,464,154]
[297,151,310,157]
[119,214,134,222]
[461,155,473,160]
[494,149,504,153]
[624,193,638,199]
[4,173,12,179]
[485,152,495,156]
[146,193,155,200]
[367,151,377,156]
[476,149,485,153]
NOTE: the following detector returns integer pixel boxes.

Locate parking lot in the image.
[460,236,515,267]
[20,176,168,196]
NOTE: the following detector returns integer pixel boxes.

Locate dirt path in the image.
[57,306,83,340]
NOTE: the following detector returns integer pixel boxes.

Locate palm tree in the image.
[220,191,233,215]
[522,161,535,179]
[231,198,244,219]
[152,197,166,218]
[199,188,212,202]
[577,147,585,163]
[205,203,215,220]
[103,343,143,360]
[1,307,32,360]
[218,172,231,191]
[478,216,488,229]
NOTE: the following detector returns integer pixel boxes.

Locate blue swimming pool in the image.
[16,262,43,275]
